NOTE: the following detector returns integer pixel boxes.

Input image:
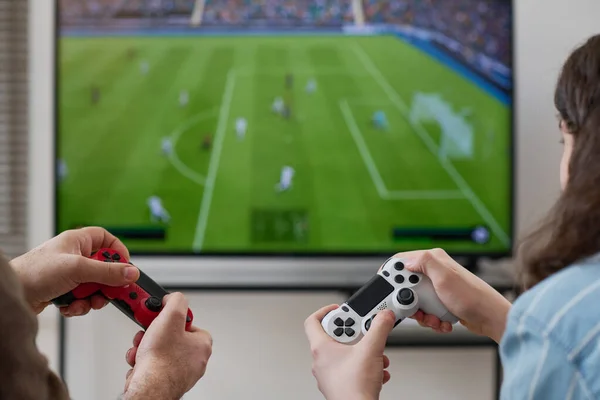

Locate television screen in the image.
[56,0,513,256]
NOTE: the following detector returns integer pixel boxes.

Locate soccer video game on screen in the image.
[56,0,513,255]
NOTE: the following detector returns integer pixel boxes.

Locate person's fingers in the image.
[62,299,91,317]
[410,310,425,323]
[440,321,453,333]
[90,294,108,310]
[149,293,189,332]
[383,370,391,385]
[360,310,395,353]
[423,314,441,330]
[132,330,145,347]
[383,355,390,369]
[76,226,131,260]
[126,347,137,367]
[304,304,339,350]
[69,256,139,287]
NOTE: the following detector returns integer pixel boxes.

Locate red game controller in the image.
[51,248,193,331]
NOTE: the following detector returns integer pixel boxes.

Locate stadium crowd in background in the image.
[201,0,353,27]
[59,0,510,66]
[363,0,511,66]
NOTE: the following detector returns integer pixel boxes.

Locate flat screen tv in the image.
[55,0,513,286]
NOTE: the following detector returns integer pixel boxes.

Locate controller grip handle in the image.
[51,282,104,307]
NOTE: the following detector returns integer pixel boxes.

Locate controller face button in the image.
[408,275,419,284]
[111,253,121,261]
[383,271,390,277]
[341,306,349,312]
[394,261,404,271]
[333,328,344,337]
[334,317,344,327]
[145,296,162,312]
[129,292,138,300]
[102,251,111,259]
[345,318,355,327]
[397,288,415,306]
[345,328,355,337]
[394,275,405,284]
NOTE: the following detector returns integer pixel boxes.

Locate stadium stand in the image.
[363,0,511,66]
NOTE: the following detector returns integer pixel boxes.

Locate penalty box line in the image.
[351,43,510,247]
[340,98,465,201]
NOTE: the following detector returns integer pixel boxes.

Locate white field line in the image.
[192,70,236,252]
[168,109,218,186]
[352,43,510,247]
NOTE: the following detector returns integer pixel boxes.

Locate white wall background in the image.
[28,0,600,399]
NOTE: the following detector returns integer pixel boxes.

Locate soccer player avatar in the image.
[235,117,248,140]
[147,195,171,224]
[275,165,295,192]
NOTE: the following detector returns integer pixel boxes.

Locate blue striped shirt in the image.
[500,257,600,399]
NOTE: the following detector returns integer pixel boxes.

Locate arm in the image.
[500,315,591,399]
[0,254,70,400]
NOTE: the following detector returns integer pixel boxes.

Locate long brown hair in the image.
[519,34,600,289]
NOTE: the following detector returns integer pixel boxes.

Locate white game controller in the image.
[322,257,459,344]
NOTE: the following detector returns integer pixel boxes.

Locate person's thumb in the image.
[360,310,395,353]
[150,292,189,332]
[74,257,139,286]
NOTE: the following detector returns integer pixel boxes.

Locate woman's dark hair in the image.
[519,34,600,289]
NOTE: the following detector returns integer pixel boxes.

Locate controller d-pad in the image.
[102,251,111,259]
[334,318,344,327]
[345,328,355,337]
[345,318,355,327]
[103,259,113,263]
[333,328,344,337]
[111,253,121,261]
[409,275,419,284]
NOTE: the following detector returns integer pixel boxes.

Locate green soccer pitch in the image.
[56,35,512,254]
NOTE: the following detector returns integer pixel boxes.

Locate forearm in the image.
[122,372,185,400]
[482,294,511,343]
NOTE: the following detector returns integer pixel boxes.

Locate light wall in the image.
[29,0,600,399]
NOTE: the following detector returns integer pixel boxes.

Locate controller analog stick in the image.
[397,288,415,306]
[145,296,162,312]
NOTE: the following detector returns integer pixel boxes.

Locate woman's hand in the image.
[305,305,395,400]
[397,249,511,343]
[10,227,140,315]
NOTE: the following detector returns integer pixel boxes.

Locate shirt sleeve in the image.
[500,315,591,400]
[0,254,70,400]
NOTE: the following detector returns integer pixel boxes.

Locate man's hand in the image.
[10,227,140,315]
[305,305,395,400]
[123,293,213,400]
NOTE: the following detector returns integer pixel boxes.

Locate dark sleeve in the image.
[0,253,70,400]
